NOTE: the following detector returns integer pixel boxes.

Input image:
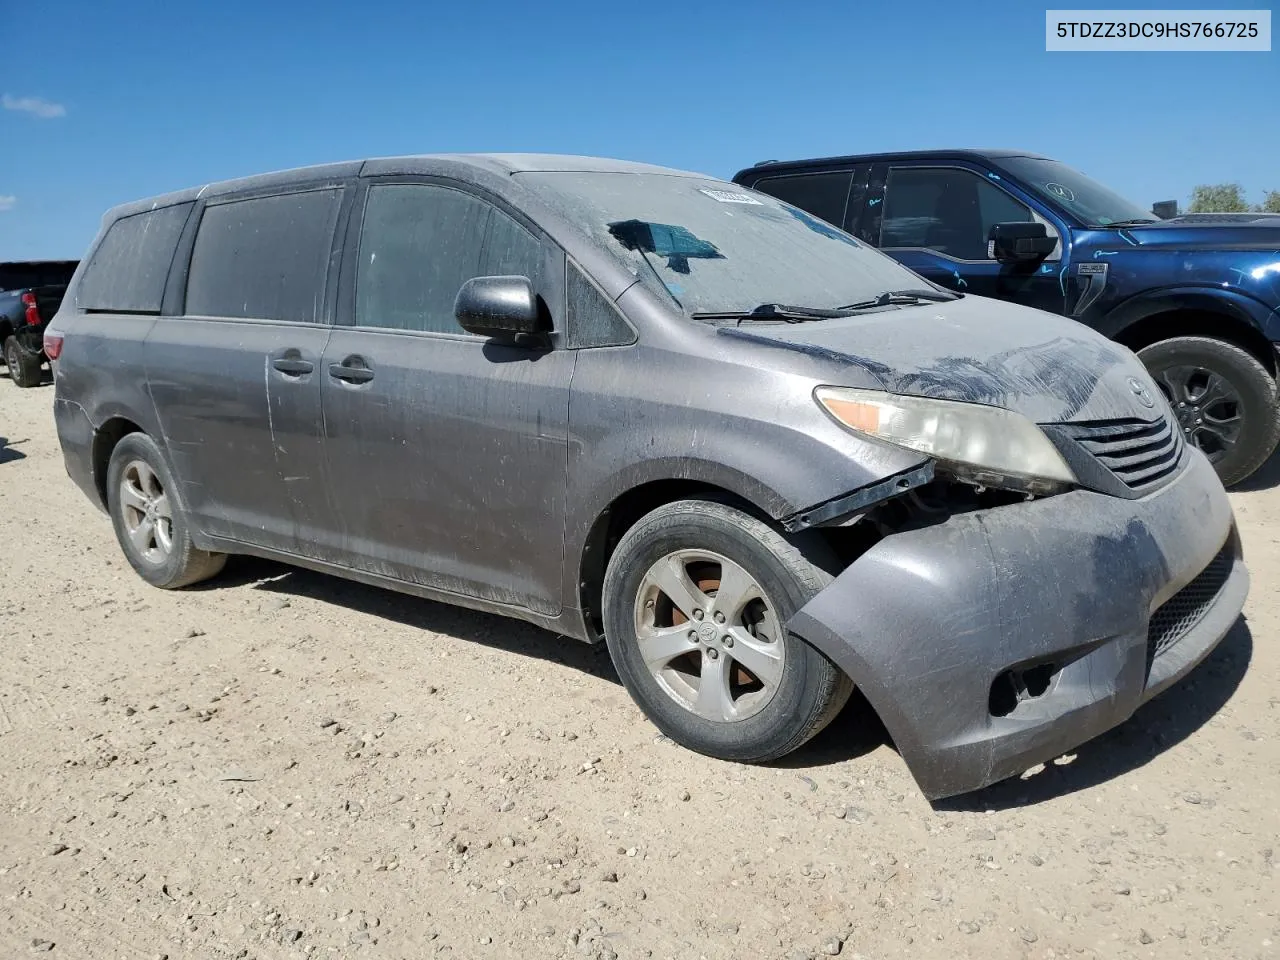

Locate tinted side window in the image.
[881,168,1034,260]
[355,183,543,335]
[185,189,342,323]
[566,262,635,349]
[77,204,192,312]
[751,172,852,226]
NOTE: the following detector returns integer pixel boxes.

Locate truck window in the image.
[881,168,1034,260]
[77,204,192,313]
[750,172,852,228]
[185,189,342,323]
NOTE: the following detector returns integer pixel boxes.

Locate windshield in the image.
[519,172,928,317]
[997,158,1154,227]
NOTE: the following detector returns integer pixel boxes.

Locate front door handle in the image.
[328,358,375,384]
[272,357,314,376]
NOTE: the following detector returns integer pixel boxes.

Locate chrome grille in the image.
[1147,540,1234,664]
[1061,415,1183,493]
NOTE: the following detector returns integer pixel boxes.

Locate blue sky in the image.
[2,0,1276,259]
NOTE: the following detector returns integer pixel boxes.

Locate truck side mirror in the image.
[989,222,1057,263]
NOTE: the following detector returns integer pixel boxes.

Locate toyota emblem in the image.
[1128,376,1156,409]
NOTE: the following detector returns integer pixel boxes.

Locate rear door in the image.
[318,178,574,614]
[145,183,350,553]
[861,163,1067,314]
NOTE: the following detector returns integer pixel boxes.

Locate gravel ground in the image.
[2,378,1277,960]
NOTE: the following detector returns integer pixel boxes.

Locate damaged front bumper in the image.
[788,450,1247,800]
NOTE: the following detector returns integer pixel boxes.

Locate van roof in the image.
[105,154,713,222]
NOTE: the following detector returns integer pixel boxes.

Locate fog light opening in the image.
[989,662,1060,718]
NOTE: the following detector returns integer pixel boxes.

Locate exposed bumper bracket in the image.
[781,461,935,532]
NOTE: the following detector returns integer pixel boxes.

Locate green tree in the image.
[1188,183,1249,213]
[1260,190,1280,214]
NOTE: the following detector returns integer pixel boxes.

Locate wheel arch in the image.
[575,478,771,641]
[91,416,145,509]
[1104,293,1278,377]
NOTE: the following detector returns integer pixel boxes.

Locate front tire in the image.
[106,433,226,588]
[4,337,42,388]
[1138,336,1280,487]
[602,499,852,763]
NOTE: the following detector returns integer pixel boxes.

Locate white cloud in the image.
[0,196,15,212]
[2,94,66,118]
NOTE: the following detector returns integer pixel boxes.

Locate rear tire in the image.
[4,337,42,388]
[106,433,226,589]
[1137,336,1280,487]
[602,498,853,763]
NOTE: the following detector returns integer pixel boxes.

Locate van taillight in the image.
[43,331,64,360]
[21,292,41,326]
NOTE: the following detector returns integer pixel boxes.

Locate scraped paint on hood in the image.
[717,294,1162,424]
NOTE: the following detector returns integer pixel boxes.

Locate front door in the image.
[319,179,574,615]
[146,186,345,553]
[864,164,1068,315]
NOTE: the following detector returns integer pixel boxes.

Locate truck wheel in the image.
[106,433,227,588]
[1138,337,1280,487]
[601,498,853,763]
[3,337,43,388]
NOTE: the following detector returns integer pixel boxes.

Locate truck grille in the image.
[1060,415,1183,493]
[1147,540,1234,665]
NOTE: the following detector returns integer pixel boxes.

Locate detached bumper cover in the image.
[788,450,1246,799]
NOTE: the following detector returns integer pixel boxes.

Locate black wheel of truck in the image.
[4,337,42,388]
[106,433,227,589]
[1138,336,1280,487]
[601,498,853,763]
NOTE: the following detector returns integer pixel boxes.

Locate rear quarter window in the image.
[750,172,853,227]
[77,204,193,312]
[185,189,342,323]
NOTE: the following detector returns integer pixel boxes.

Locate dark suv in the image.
[46,155,1246,798]
[734,151,1280,485]
[1,260,79,387]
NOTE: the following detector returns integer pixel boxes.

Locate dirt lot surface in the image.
[2,380,1278,960]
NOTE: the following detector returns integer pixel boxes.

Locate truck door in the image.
[859,163,1069,316]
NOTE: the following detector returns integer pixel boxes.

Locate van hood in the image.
[716,294,1162,424]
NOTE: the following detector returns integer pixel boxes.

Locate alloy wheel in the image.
[632,549,785,722]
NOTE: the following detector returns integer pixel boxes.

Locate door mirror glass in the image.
[988,221,1057,263]
[454,275,543,339]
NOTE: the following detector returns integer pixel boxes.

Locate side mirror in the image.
[454,275,543,339]
[1151,200,1178,220]
[989,222,1057,263]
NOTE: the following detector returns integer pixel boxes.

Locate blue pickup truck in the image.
[733,151,1280,485]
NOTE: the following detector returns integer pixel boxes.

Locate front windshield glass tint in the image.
[997,158,1154,227]
[519,172,926,316]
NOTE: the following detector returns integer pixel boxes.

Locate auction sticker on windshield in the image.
[699,189,763,204]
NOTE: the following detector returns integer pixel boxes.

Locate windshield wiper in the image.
[691,303,847,323]
[1103,218,1158,227]
[835,288,959,311]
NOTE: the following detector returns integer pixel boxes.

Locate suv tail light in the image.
[21,292,41,326]
[43,330,64,361]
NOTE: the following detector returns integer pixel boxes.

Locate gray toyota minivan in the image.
[46,155,1248,798]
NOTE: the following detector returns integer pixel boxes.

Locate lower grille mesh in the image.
[1147,541,1234,664]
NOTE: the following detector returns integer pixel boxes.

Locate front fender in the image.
[1100,285,1278,341]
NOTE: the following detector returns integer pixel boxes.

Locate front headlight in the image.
[815,386,1076,491]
